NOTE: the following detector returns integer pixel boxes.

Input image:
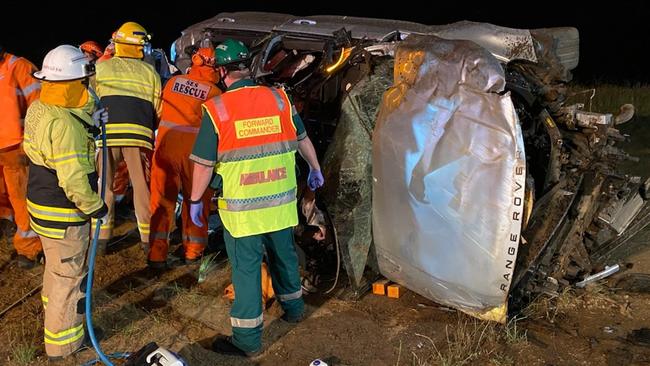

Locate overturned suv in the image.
[172,12,649,321]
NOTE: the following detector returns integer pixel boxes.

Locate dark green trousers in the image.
[224,227,304,352]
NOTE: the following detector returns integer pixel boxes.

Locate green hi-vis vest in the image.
[202,85,299,238]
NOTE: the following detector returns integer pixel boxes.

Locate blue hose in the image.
[84,111,114,366]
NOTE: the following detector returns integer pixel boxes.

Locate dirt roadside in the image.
[0,217,649,366]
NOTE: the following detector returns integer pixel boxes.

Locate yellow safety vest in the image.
[202,85,299,238]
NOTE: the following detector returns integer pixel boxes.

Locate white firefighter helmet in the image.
[33,45,95,81]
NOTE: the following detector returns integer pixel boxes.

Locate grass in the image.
[408,314,498,366]
[11,343,37,366]
[198,252,221,283]
[503,316,527,345]
[567,84,650,117]
[489,352,514,366]
[404,312,532,365]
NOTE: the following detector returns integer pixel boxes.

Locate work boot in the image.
[280,312,304,324]
[147,259,167,270]
[211,336,260,358]
[15,254,39,269]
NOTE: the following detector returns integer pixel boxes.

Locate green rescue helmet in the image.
[215,39,250,67]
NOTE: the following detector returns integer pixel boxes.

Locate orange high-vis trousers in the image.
[0,146,41,258]
[0,169,14,220]
[149,127,212,262]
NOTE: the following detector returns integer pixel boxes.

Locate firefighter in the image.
[148,47,221,268]
[0,44,43,268]
[94,21,162,251]
[24,44,108,360]
[189,39,324,357]
[80,40,104,63]
[97,40,115,64]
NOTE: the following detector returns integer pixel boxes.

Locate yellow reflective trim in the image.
[44,324,83,339]
[105,129,152,137]
[27,206,86,223]
[44,330,84,346]
[27,199,81,215]
[138,222,150,234]
[30,220,65,239]
[105,123,152,134]
[97,139,153,149]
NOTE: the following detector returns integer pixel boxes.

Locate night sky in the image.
[3,1,648,84]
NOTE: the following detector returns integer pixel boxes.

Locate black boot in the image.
[15,254,36,269]
[211,336,260,357]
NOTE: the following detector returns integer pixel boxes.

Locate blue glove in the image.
[189,200,204,228]
[307,169,324,191]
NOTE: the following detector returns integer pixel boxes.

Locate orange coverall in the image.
[0,52,42,258]
[148,64,220,262]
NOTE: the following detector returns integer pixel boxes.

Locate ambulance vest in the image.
[202,85,299,238]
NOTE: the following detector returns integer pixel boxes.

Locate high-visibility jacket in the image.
[23,100,104,239]
[95,56,162,150]
[0,53,40,149]
[160,68,220,131]
[202,85,299,238]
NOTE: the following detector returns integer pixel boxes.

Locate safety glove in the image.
[307,169,324,191]
[91,107,109,127]
[189,200,204,227]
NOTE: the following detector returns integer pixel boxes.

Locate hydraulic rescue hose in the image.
[84,105,129,366]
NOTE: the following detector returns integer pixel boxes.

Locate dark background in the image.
[3,1,648,84]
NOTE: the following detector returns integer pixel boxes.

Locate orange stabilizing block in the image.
[372,279,391,296]
[387,284,402,299]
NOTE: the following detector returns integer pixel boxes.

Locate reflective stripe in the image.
[27,199,83,215]
[50,152,92,164]
[159,120,199,133]
[91,218,113,228]
[44,324,84,346]
[230,314,263,328]
[105,123,153,137]
[213,96,230,121]
[30,219,65,239]
[41,295,48,309]
[183,235,208,244]
[20,82,41,97]
[220,188,296,212]
[8,55,18,66]
[277,290,302,302]
[138,222,150,234]
[97,139,153,149]
[218,140,298,163]
[151,232,168,240]
[27,200,86,223]
[17,228,38,238]
[189,154,215,167]
[291,105,298,116]
[297,131,307,141]
[269,88,286,112]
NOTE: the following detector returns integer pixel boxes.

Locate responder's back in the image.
[23,100,101,239]
[0,53,40,149]
[95,56,161,149]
